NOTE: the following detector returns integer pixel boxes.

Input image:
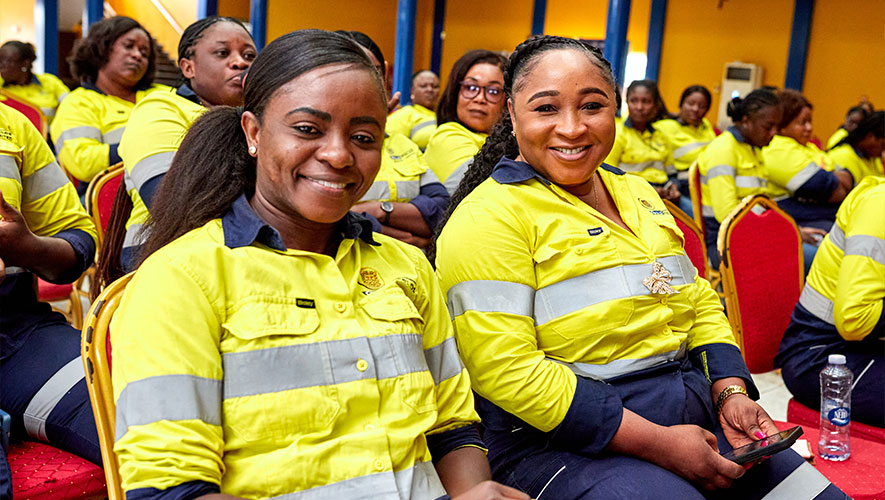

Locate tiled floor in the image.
[753,370,794,422]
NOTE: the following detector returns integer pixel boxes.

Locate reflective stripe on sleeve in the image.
[701,205,715,217]
[424,336,464,385]
[271,460,445,500]
[122,223,146,249]
[21,161,70,202]
[534,254,695,326]
[676,170,689,181]
[0,155,21,183]
[785,162,821,193]
[734,175,766,189]
[845,234,885,266]
[24,357,86,441]
[446,280,535,320]
[552,343,687,381]
[705,165,736,180]
[54,125,101,152]
[759,461,831,500]
[4,266,27,275]
[41,107,56,118]
[102,127,126,145]
[618,160,666,173]
[410,120,436,138]
[419,168,441,187]
[828,223,845,250]
[114,374,222,441]
[129,151,175,191]
[394,180,420,200]
[360,181,391,202]
[798,285,835,325]
[673,141,710,160]
[442,159,471,194]
[222,334,429,399]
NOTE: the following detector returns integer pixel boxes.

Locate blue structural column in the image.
[84,0,103,34]
[34,0,59,75]
[250,0,267,50]
[784,0,814,90]
[604,0,631,86]
[531,0,547,36]
[198,0,219,19]
[430,0,446,75]
[393,0,418,106]
[644,0,666,81]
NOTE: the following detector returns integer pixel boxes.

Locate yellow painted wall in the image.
[106,0,198,60]
[803,0,885,141]
[657,0,794,127]
[0,0,36,45]
[218,0,251,20]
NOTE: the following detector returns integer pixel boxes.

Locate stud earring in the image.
[248,145,257,156]
[511,130,516,137]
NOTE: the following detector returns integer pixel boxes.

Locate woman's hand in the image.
[451,481,531,500]
[718,393,780,450]
[0,191,39,266]
[799,226,827,245]
[654,184,681,203]
[654,425,746,490]
[0,255,5,285]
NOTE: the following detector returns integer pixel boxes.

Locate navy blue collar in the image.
[176,83,203,105]
[727,125,747,144]
[80,81,105,95]
[221,193,378,250]
[624,117,655,133]
[2,74,40,87]
[491,157,624,185]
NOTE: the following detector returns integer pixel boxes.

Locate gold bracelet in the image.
[715,385,748,413]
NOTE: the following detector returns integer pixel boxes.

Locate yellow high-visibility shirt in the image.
[50,83,169,183]
[424,121,486,194]
[826,128,848,150]
[827,143,883,186]
[697,127,767,222]
[385,104,437,150]
[655,117,715,177]
[762,135,840,201]
[604,118,673,185]
[0,73,70,121]
[361,134,439,203]
[112,198,479,498]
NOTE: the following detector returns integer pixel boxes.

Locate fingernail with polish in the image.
[754,431,765,439]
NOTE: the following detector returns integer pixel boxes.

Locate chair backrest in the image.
[85,163,124,247]
[0,90,47,139]
[688,160,704,236]
[81,272,134,500]
[663,199,709,280]
[718,195,803,373]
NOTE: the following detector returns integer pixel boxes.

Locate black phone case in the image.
[721,426,804,465]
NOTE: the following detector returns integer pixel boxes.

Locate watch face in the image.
[381,201,394,213]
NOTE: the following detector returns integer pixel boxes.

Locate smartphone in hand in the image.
[720,426,804,465]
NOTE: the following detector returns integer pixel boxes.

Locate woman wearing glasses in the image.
[424,50,506,194]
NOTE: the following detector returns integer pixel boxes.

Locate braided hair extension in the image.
[427,35,616,263]
[178,16,248,61]
[725,87,779,123]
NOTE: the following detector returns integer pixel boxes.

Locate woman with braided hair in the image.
[434,35,846,499]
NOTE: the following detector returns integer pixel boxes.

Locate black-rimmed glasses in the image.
[459,81,504,103]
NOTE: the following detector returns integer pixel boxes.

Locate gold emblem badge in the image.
[643,261,679,295]
[358,268,384,290]
[639,198,654,209]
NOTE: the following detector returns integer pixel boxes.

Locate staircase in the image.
[153,43,182,87]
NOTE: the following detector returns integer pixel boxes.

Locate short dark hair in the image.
[0,41,36,64]
[678,85,711,110]
[178,16,250,61]
[832,110,885,151]
[69,16,156,90]
[626,79,669,122]
[776,89,812,129]
[436,50,506,127]
[336,30,385,70]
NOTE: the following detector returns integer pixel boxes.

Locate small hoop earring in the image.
[248,145,257,156]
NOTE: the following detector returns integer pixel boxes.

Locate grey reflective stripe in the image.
[554,343,687,381]
[760,461,831,500]
[702,205,715,217]
[673,141,709,159]
[271,460,445,500]
[0,156,21,183]
[102,127,126,145]
[410,120,436,138]
[446,280,535,319]
[57,92,69,102]
[798,285,834,325]
[534,254,695,326]
[846,234,885,266]
[22,161,69,202]
[115,374,222,441]
[122,223,146,249]
[772,194,791,202]
[360,181,391,202]
[41,107,55,118]
[785,162,821,193]
[130,151,175,191]
[419,168,441,187]
[828,223,845,250]
[734,175,766,189]
[54,125,101,152]
[24,357,85,441]
[424,336,464,385]
[443,159,471,195]
[676,170,689,181]
[394,180,420,200]
[665,164,676,175]
[222,334,429,399]
[705,164,736,179]
[4,266,27,275]
[618,160,666,173]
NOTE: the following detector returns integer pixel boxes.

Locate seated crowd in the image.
[0,15,882,500]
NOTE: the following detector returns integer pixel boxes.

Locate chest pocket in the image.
[652,215,686,255]
[387,153,426,202]
[222,298,341,443]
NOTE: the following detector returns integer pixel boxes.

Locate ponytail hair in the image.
[726,87,779,123]
[92,179,133,297]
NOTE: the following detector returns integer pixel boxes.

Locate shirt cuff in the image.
[139,174,163,210]
[549,375,623,455]
[689,343,759,399]
[409,183,450,231]
[426,424,485,464]
[108,144,122,166]
[51,228,96,283]
[794,169,839,201]
[126,480,219,500]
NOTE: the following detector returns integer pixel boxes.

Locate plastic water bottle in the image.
[818,354,852,461]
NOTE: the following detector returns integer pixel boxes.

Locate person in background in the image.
[827,111,884,185]
[339,31,450,250]
[0,41,70,123]
[435,34,844,500]
[110,29,527,500]
[775,175,884,427]
[0,104,100,498]
[50,16,167,195]
[698,89,780,268]
[604,80,688,214]
[826,104,869,150]
[655,85,716,203]
[386,70,440,150]
[424,50,506,194]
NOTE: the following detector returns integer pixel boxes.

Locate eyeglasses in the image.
[459,82,504,103]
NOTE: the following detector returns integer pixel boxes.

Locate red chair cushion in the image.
[788,398,885,445]
[37,280,74,302]
[726,207,803,373]
[8,440,106,500]
[97,173,123,233]
[775,421,885,499]
[0,97,43,136]
[672,217,707,280]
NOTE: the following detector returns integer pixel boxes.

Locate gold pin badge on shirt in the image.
[643,261,679,295]
[358,267,384,290]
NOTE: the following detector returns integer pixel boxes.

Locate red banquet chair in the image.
[0,90,47,139]
[662,199,710,280]
[84,163,124,248]
[8,441,106,500]
[719,194,885,499]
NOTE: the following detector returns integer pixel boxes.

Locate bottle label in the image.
[828,407,850,426]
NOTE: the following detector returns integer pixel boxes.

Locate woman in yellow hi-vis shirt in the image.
[655,85,716,203]
[111,30,527,500]
[435,35,843,500]
[0,41,70,122]
[827,111,884,185]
